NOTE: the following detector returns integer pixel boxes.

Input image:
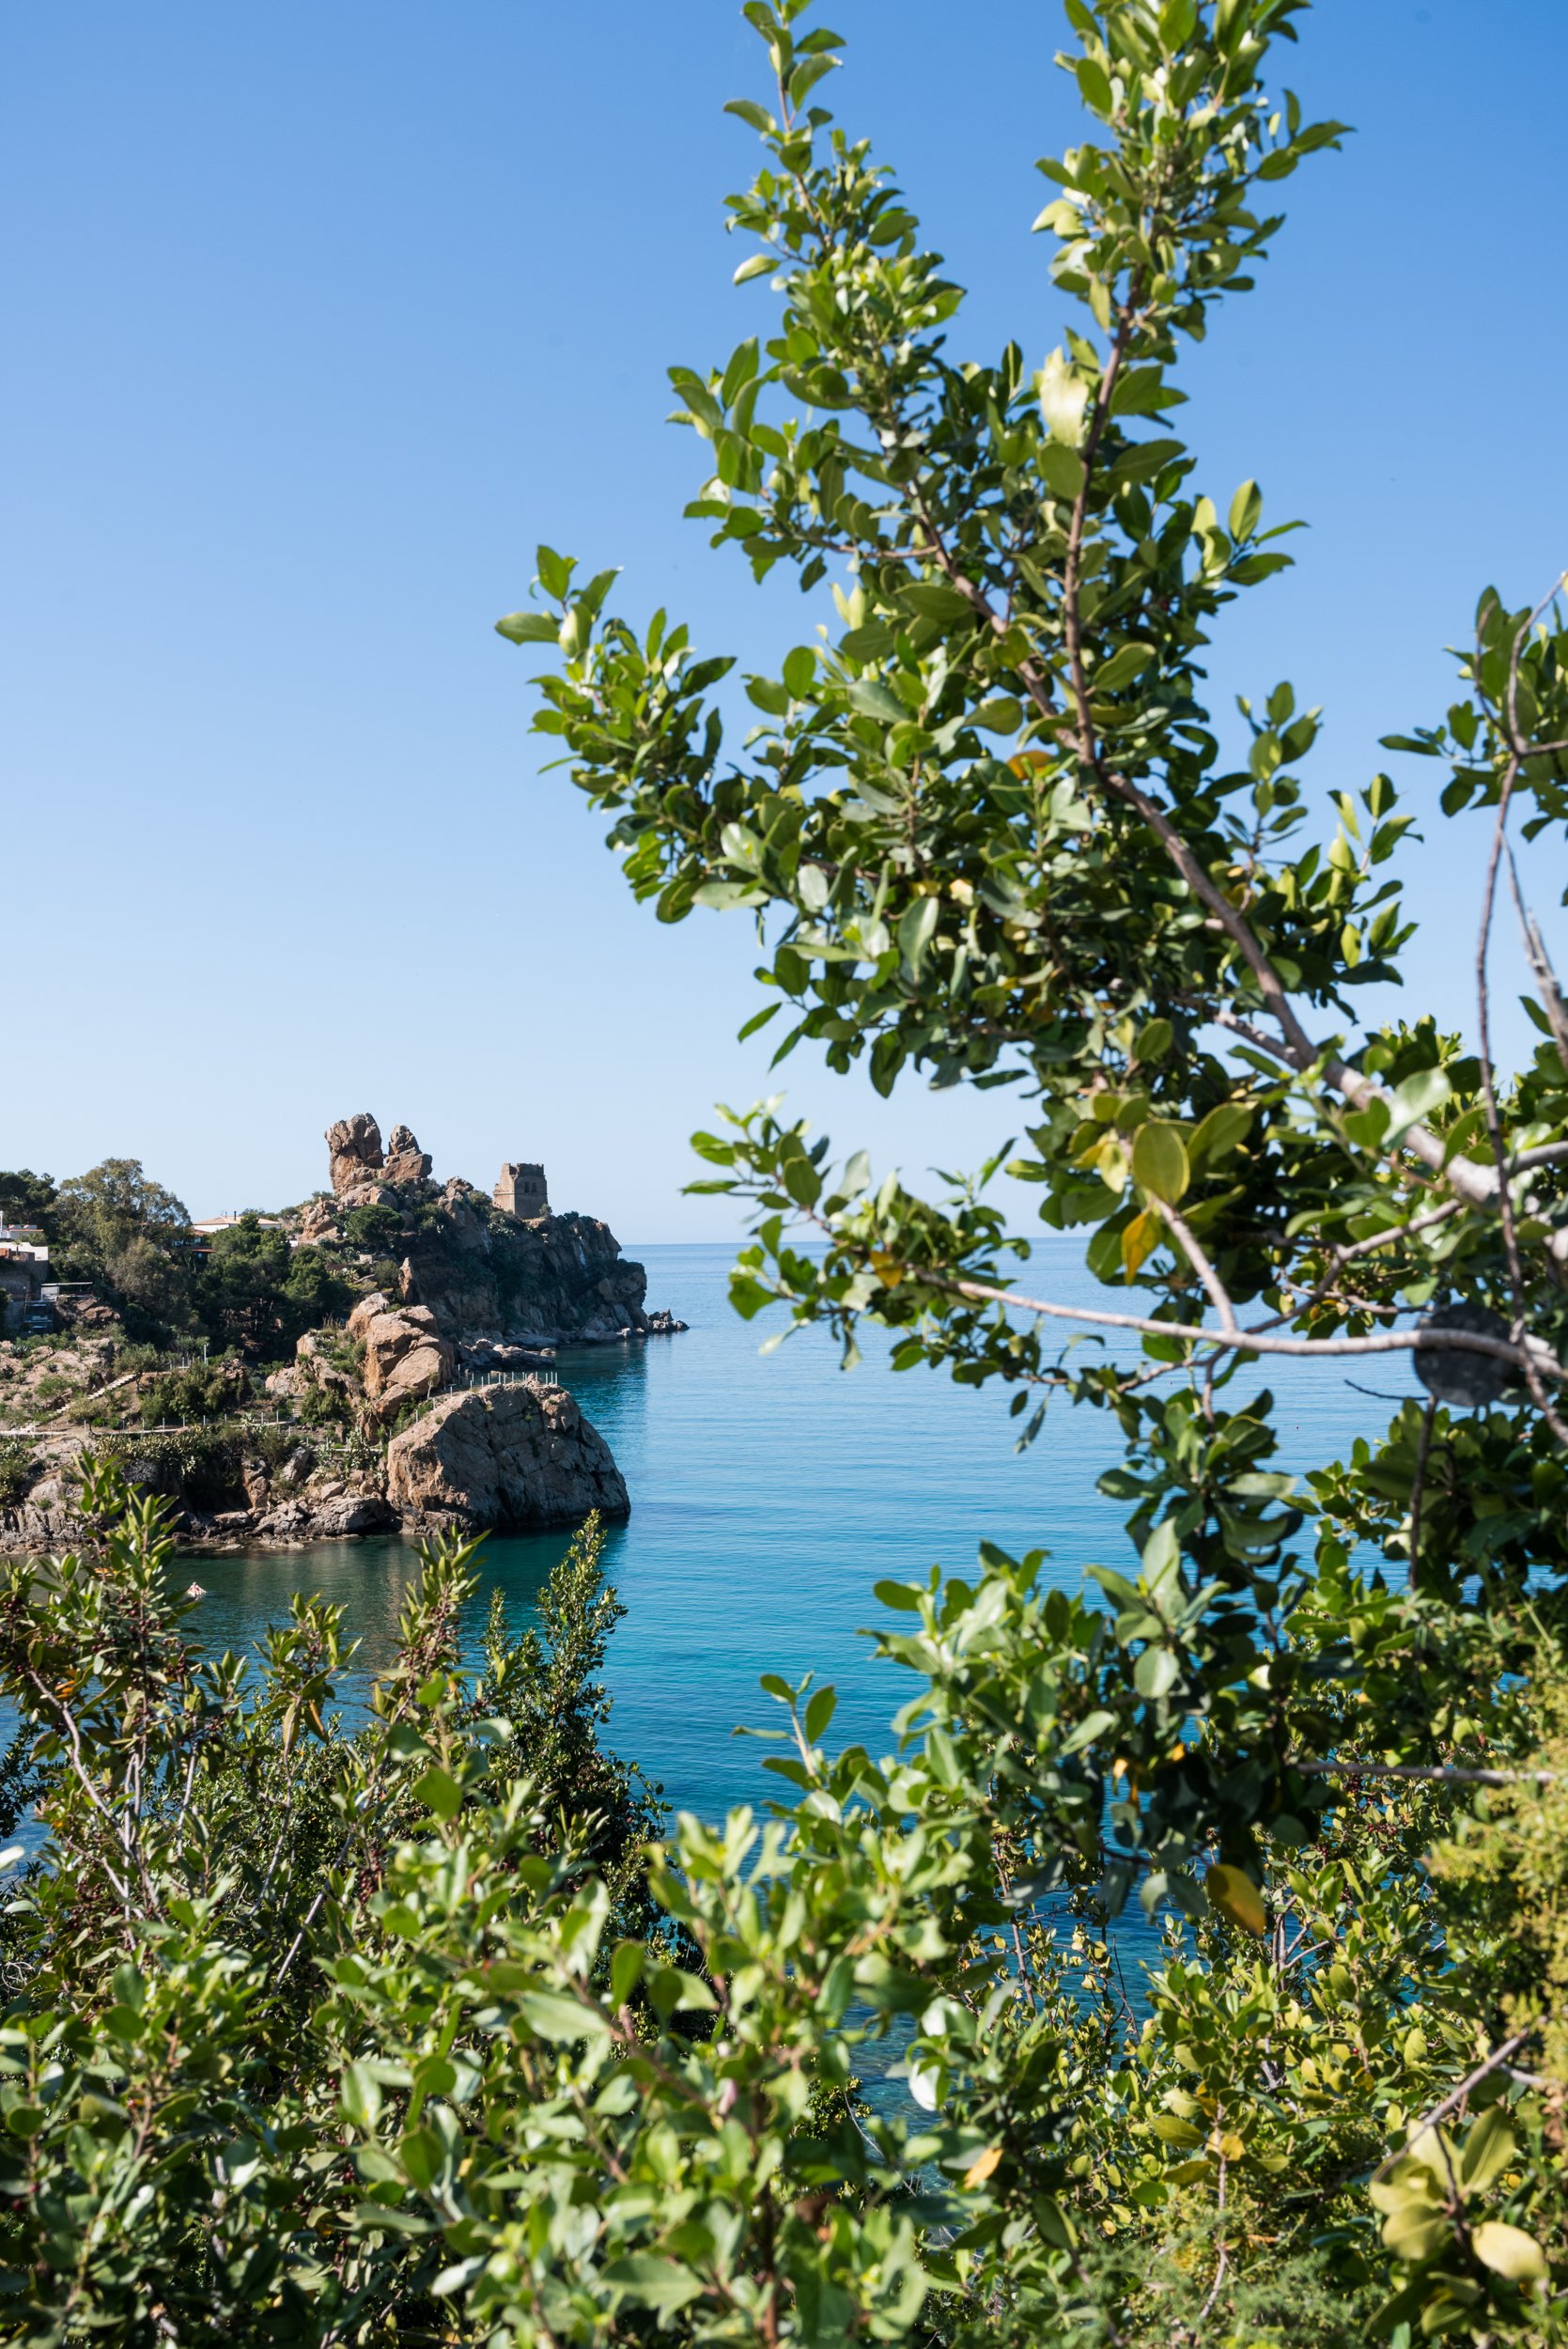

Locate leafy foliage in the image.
[490,0,1568,2333]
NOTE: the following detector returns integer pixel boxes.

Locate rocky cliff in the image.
[0,1113,677,1553]
[297,1118,684,1360]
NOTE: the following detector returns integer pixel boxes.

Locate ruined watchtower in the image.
[494,1161,550,1221]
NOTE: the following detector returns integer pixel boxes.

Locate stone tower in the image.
[494,1161,550,1220]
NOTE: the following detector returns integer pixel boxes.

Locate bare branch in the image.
[1150,1197,1237,1333]
[1295,1759,1556,1789]
[913,1268,1566,1380]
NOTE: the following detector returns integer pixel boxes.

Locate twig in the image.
[1149,1199,1237,1333]
[1372,2028,1540,2179]
[1408,1398,1436,1590]
[1474,587,1568,1446]
[1506,840,1568,1075]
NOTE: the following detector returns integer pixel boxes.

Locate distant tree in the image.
[51,1159,198,1337]
[0,1170,55,1232]
[199,1214,353,1361]
[342,1202,405,1258]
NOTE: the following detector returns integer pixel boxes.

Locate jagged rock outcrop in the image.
[383,1124,432,1188]
[327,1113,384,1197]
[347,1292,455,1423]
[296,1196,341,1246]
[386,1381,629,1532]
[397,1187,656,1349]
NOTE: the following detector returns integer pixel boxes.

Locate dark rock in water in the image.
[385,1381,629,1532]
[644,1309,689,1334]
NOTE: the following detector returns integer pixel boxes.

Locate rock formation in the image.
[397,1179,657,1351]
[347,1292,455,1423]
[383,1124,433,1188]
[326,1113,384,1196]
[385,1381,629,1532]
[0,1113,683,1553]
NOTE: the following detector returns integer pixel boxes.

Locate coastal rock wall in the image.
[397,1183,659,1351]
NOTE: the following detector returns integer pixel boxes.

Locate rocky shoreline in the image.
[0,1113,681,1556]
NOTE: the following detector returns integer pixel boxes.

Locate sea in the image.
[188,1238,1420,1828]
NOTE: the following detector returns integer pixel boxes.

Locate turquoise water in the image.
[189,1240,1420,1825]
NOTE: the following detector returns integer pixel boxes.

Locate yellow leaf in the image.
[1471,2220,1546,2284]
[1205,1863,1266,1937]
[962,2145,1002,2190]
[1121,1208,1161,1280]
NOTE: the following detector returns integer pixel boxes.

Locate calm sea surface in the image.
[188,1240,1420,1826]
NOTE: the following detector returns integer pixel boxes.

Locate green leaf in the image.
[847,677,907,723]
[1040,440,1086,502]
[520,1991,606,2043]
[536,544,573,599]
[1131,1122,1189,1204]
[804,1685,837,1741]
[874,1579,922,1611]
[648,1966,718,2021]
[1130,1018,1172,1066]
[897,897,939,978]
[1385,1066,1451,1144]
[1094,643,1155,694]
[494,610,560,646]
[1075,55,1114,115]
[1459,2106,1516,2194]
[900,582,975,627]
[783,644,815,699]
[1135,1645,1180,1700]
[1228,479,1264,540]
[1188,1101,1253,1170]
[610,1941,644,2009]
[341,2062,382,2132]
[970,696,1023,734]
[1060,1708,1115,1755]
[602,2254,706,2313]
[413,1766,462,1821]
[1040,349,1090,447]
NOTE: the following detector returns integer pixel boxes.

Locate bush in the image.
[0,1443,39,1508]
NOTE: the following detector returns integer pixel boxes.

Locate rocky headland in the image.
[0,1115,680,1553]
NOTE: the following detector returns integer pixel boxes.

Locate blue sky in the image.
[4,0,1564,1238]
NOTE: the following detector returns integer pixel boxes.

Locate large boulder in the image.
[326,1113,384,1197]
[385,1382,629,1532]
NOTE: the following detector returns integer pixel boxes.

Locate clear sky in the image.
[4,0,1565,1239]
